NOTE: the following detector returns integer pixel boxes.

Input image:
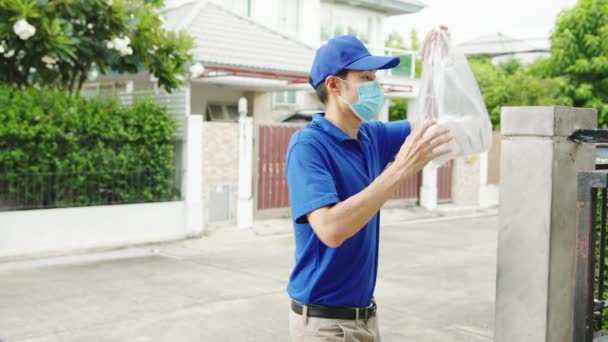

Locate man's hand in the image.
[390,120,452,180]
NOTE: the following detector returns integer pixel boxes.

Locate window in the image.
[274,91,297,107]
[276,0,299,33]
[206,103,240,122]
[224,0,250,16]
[320,9,371,44]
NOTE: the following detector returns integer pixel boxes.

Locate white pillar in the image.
[419,165,438,210]
[478,151,498,208]
[378,98,390,122]
[237,98,254,229]
[183,88,203,236]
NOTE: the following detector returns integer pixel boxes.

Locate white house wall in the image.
[300,91,323,111]
[298,0,321,47]
[190,82,244,116]
[251,90,322,123]
[248,0,321,47]
[252,92,280,124]
[319,2,386,48]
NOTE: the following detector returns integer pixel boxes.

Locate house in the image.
[86,0,427,226]
[91,0,425,124]
[458,32,550,65]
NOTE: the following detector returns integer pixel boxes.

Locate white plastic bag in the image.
[411,27,493,168]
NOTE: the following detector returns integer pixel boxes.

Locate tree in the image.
[469,57,572,128]
[410,28,420,54]
[0,0,194,95]
[385,30,406,50]
[545,0,608,125]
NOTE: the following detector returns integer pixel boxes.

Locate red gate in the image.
[438,160,453,201]
[256,124,451,210]
[257,125,300,210]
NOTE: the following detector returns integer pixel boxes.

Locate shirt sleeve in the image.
[380,120,412,166]
[286,142,340,224]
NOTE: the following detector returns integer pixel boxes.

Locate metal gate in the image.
[571,131,608,341]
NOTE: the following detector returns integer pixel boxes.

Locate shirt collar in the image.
[312,113,367,143]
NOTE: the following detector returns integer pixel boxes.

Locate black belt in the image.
[291,299,377,321]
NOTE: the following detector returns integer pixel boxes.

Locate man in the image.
[285,35,452,341]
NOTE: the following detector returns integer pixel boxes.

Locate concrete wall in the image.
[202,122,240,224]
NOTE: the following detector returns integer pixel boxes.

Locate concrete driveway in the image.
[0,210,497,342]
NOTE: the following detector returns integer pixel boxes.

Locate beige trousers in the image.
[289,305,381,342]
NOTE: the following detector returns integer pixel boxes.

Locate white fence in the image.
[0,88,203,261]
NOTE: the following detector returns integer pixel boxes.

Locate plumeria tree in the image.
[0,0,196,95]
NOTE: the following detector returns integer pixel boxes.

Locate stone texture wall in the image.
[202,122,239,224]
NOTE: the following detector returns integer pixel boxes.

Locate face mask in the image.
[337,78,385,121]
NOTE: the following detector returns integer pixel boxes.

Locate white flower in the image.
[5,50,15,58]
[0,46,4,54]
[29,67,36,73]
[45,63,54,69]
[107,36,133,56]
[87,23,93,29]
[14,19,36,40]
[42,55,57,65]
[105,0,112,5]
[189,63,205,77]
[87,68,99,81]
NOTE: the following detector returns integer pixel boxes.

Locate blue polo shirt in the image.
[286,113,411,308]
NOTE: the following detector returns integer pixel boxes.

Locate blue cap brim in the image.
[345,55,401,71]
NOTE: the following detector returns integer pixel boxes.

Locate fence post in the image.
[494,106,596,342]
[237,97,254,229]
[420,166,438,210]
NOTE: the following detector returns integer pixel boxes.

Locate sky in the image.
[385,0,579,47]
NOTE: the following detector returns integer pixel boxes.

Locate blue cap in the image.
[309,35,401,88]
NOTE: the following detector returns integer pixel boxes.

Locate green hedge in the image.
[0,85,179,209]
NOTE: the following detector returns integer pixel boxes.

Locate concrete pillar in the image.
[495,106,597,342]
[420,165,438,210]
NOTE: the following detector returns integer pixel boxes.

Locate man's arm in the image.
[307,121,451,248]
